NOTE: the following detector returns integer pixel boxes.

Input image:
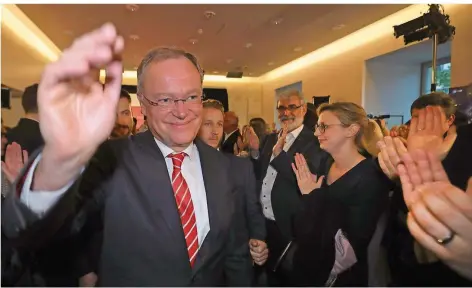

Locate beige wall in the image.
[259,4,472,123]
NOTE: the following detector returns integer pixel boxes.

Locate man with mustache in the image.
[246,89,329,286]
[2,23,252,286]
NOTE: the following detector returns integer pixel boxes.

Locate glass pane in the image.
[423,62,451,94]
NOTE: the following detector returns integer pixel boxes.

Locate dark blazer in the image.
[223,153,266,241]
[6,118,44,155]
[221,130,241,155]
[2,131,252,286]
[253,125,329,240]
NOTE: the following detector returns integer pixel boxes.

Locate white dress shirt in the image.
[260,124,304,220]
[20,139,210,246]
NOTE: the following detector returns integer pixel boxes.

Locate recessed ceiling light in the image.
[213,71,219,74]
[126,4,139,12]
[293,47,303,52]
[129,34,139,41]
[243,65,248,70]
[268,62,274,66]
[133,66,138,70]
[226,59,233,64]
[189,38,198,44]
[332,24,346,30]
[249,73,253,76]
[271,18,283,25]
[245,43,253,48]
[204,10,216,19]
[197,28,203,35]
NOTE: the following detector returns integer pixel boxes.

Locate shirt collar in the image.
[288,124,304,140]
[225,129,238,138]
[154,138,196,159]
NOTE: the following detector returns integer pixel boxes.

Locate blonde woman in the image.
[290,102,391,286]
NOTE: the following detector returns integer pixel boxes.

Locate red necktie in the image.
[168,152,199,266]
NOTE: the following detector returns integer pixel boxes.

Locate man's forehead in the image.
[278,95,302,105]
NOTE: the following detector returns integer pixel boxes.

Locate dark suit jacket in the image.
[223,153,266,241]
[2,131,252,286]
[253,125,329,240]
[6,118,44,155]
[221,130,241,155]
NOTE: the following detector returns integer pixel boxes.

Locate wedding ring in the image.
[436,231,455,245]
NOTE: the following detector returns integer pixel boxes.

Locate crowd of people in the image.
[1,23,471,286]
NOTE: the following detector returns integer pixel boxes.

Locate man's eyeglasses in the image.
[141,93,205,108]
[277,104,302,113]
[314,123,345,134]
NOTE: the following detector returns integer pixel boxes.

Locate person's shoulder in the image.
[457,123,472,139]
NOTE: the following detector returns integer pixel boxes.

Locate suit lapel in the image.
[191,140,229,275]
[286,126,315,156]
[133,131,188,255]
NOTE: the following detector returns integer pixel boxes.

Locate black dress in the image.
[291,157,390,286]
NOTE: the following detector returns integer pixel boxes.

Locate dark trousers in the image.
[263,219,291,287]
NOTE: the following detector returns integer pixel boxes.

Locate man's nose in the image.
[173,100,188,118]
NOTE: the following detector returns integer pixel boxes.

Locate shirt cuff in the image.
[20,153,83,216]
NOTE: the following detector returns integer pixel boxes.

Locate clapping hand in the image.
[244,126,260,151]
[397,150,472,280]
[272,125,288,157]
[407,106,456,160]
[291,153,324,195]
[1,142,28,183]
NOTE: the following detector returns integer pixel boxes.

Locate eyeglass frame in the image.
[139,92,206,108]
[276,104,303,113]
[314,123,346,134]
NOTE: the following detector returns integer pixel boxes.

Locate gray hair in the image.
[277,89,305,104]
[137,47,205,94]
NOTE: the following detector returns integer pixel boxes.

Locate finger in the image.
[409,194,454,244]
[299,154,311,180]
[385,136,402,167]
[409,115,418,136]
[425,106,434,132]
[103,60,124,106]
[393,137,408,157]
[291,163,301,182]
[317,175,325,186]
[22,150,29,164]
[401,150,423,188]
[398,164,415,207]
[467,177,472,197]
[412,149,434,184]
[421,182,472,233]
[431,106,442,136]
[426,151,449,182]
[417,108,426,131]
[406,212,450,260]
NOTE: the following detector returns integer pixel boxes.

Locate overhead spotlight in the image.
[268,62,274,66]
[204,10,216,19]
[126,4,139,12]
[293,47,302,52]
[332,24,346,30]
[129,34,140,41]
[197,28,203,34]
[245,43,253,48]
[271,18,283,25]
[226,59,233,64]
[189,39,198,44]
[393,4,455,45]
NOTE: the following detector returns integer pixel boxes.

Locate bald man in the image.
[221,111,241,155]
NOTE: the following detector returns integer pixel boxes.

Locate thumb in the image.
[466,177,472,196]
[317,175,325,185]
[250,239,259,247]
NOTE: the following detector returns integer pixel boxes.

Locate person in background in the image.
[197,99,268,268]
[303,102,318,132]
[222,111,241,154]
[109,89,133,139]
[249,117,268,144]
[138,115,148,133]
[132,117,137,135]
[1,120,8,160]
[378,100,472,286]
[6,83,44,155]
[291,102,390,286]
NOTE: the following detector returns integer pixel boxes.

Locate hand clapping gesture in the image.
[291,153,324,195]
[397,149,472,280]
[272,125,288,157]
[1,142,28,183]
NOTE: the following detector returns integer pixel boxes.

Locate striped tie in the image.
[168,152,199,266]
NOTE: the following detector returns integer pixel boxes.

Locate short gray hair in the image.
[277,89,305,104]
[137,47,205,94]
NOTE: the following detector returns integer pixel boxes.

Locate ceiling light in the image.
[245,43,253,48]
[271,18,283,25]
[293,47,303,52]
[213,71,219,74]
[204,10,216,19]
[268,62,274,66]
[129,34,139,40]
[189,38,198,44]
[332,24,346,30]
[249,73,253,76]
[226,59,233,64]
[197,28,203,34]
[243,66,248,70]
[126,4,139,12]
[133,66,138,70]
